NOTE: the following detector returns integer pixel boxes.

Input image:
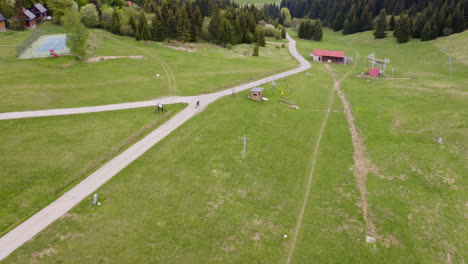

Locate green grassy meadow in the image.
[0,25,296,112]
[290,29,467,262]
[0,104,185,236]
[2,65,341,263]
[0,25,466,263]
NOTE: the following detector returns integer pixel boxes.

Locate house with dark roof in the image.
[31,3,47,19]
[24,9,36,29]
[0,12,6,32]
[310,49,345,64]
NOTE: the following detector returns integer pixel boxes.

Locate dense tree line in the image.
[297,19,323,40]
[283,0,467,42]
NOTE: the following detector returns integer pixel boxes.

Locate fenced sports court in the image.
[17,34,71,59]
[16,24,71,59]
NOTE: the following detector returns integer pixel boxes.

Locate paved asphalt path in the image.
[0,34,311,261]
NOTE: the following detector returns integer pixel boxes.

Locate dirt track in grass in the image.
[325,42,381,242]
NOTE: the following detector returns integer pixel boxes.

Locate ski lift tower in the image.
[368,52,390,75]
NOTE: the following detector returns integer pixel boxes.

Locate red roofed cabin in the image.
[24,9,36,29]
[312,49,345,64]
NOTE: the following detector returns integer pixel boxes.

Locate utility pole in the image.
[237,134,252,158]
[449,56,452,77]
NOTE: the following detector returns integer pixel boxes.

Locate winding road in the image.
[0,34,311,261]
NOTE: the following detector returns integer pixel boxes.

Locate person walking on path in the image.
[196,100,200,107]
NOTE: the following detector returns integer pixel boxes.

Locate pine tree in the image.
[252,43,259,56]
[209,4,221,41]
[452,3,465,33]
[136,12,147,41]
[350,15,359,33]
[443,14,453,36]
[10,0,25,30]
[395,15,411,43]
[281,28,286,39]
[129,15,136,32]
[421,21,432,41]
[389,13,395,30]
[216,18,225,44]
[160,2,170,37]
[193,6,203,32]
[412,13,425,38]
[313,19,323,41]
[360,5,373,31]
[151,10,165,41]
[257,28,265,46]
[176,6,191,42]
[112,9,121,34]
[430,15,438,39]
[298,20,304,38]
[141,22,152,42]
[374,8,387,39]
[393,16,400,37]
[332,2,346,31]
[343,19,352,34]
[167,7,178,39]
[234,18,242,44]
[223,19,234,45]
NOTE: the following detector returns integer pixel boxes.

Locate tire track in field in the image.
[106,33,178,95]
[134,45,178,95]
[286,66,336,264]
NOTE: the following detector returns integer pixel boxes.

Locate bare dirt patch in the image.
[30,246,57,263]
[87,55,144,63]
[56,233,84,241]
[159,41,196,53]
[252,232,261,241]
[325,63,381,242]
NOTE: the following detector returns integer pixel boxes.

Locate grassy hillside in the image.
[1,28,466,263]
[0,104,185,236]
[2,66,340,263]
[0,25,296,112]
[291,29,467,262]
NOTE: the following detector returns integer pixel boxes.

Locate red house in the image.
[312,49,345,64]
[369,68,380,77]
[24,9,36,29]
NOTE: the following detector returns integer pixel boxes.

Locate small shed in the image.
[249,87,264,101]
[31,3,47,20]
[24,9,36,29]
[311,49,345,64]
[369,68,380,77]
[0,12,6,32]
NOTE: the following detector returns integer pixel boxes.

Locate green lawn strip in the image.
[3,71,333,263]
[0,104,186,236]
[0,29,296,113]
[433,31,468,65]
[294,29,467,261]
[291,112,376,263]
